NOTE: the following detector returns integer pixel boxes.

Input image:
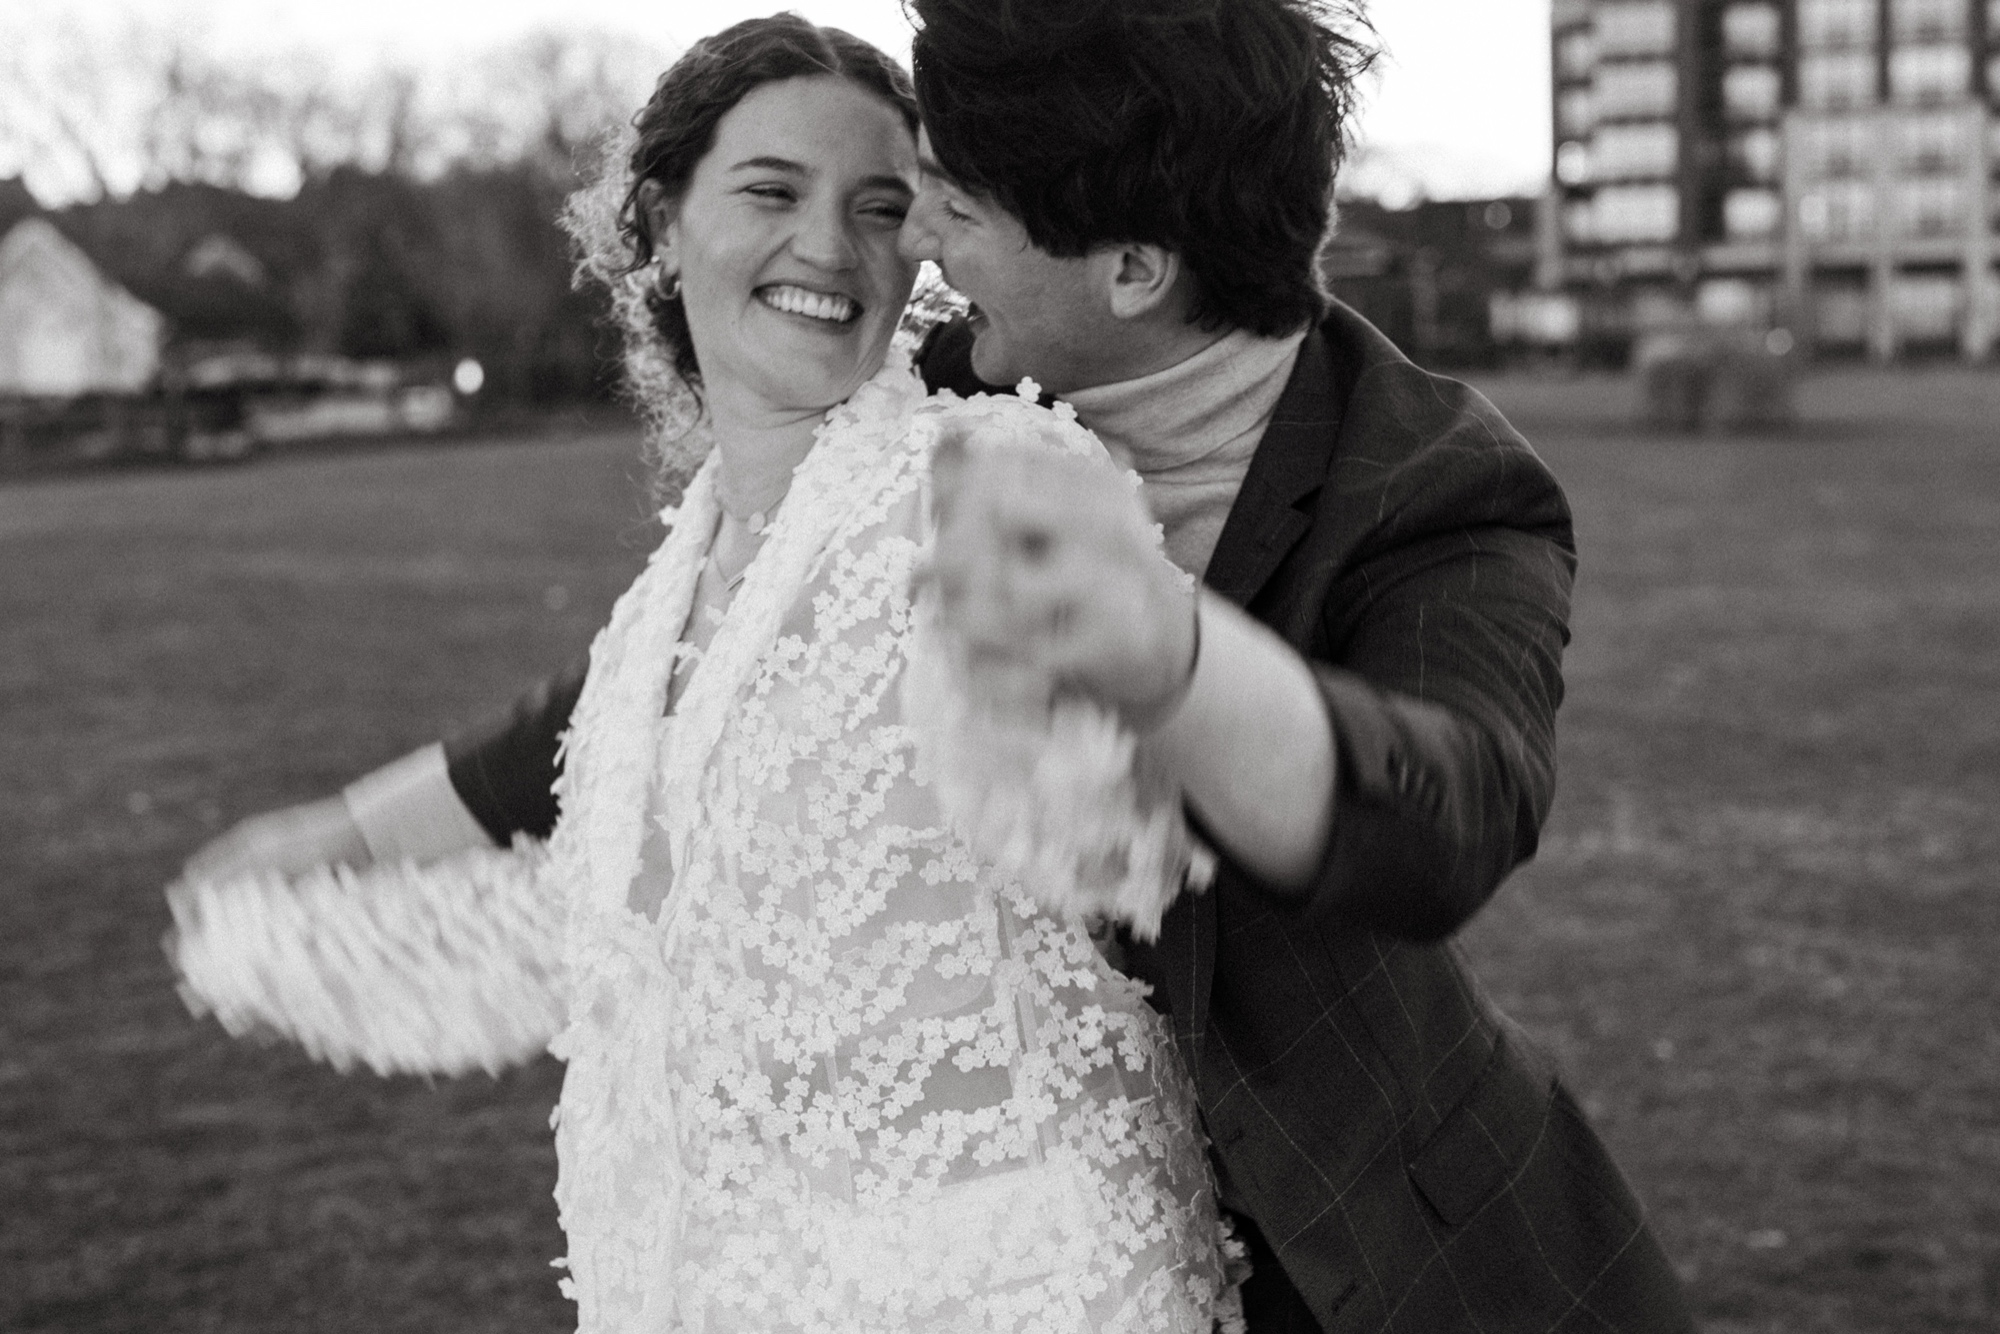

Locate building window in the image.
[1563,200,1596,242]
[1813,284,1870,344]
[1557,140,1593,186]
[1730,128,1783,182]
[1595,2,1677,58]
[1592,123,1679,180]
[1890,0,1966,44]
[1724,65,1784,121]
[1698,277,1772,325]
[1799,0,1880,50]
[1889,275,1962,340]
[1889,45,1971,105]
[1798,116,1875,176]
[1896,114,1966,174]
[1593,184,1681,242]
[1595,61,1678,119]
[1559,88,1597,136]
[1799,182,1876,240]
[1895,178,1963,237]
[1723,5,1783,59]
[1558,30,1598,80]
[1801,51,1879,108]
[1490,292,1583,347]
[1724,189,1784,239]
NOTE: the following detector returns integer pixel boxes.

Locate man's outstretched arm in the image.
[925,410,1573,941]
[925,442,1338,888]
[440,660,588,844]
[1281,517,1574,940]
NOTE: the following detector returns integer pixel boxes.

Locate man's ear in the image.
[1101,243,1185,321]
[637,178,681,277]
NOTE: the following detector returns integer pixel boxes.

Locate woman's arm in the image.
[168,841,567,1077]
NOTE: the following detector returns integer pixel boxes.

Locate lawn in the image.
[4,368,1997,1332]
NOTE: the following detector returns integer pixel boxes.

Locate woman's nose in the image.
[791,198,860,270]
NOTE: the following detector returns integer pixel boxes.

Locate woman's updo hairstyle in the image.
[568,14,917,456]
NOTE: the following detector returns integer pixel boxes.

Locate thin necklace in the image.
[706,550,750,594]
[705,496,782,595]
[716,476,791,537]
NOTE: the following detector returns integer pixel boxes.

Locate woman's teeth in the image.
[759,285,858,325]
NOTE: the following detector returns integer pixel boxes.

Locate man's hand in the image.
[180,796,372,884]
[924,428,1198,728]
[921,423,1337,891]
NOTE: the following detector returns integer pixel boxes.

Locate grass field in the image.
[5,368,1997,1332]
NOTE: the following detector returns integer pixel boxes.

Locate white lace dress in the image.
[171,354,1240,1334]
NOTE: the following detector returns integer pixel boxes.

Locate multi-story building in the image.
[1550,0,2000,360]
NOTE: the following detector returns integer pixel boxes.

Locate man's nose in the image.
[899,198,941,263]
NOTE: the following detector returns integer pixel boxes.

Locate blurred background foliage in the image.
[0,17,667,404]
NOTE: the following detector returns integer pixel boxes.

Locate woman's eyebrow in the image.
[728,155,808,174]
[727,159,910,195]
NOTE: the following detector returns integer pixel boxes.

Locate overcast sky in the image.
[19,0,1553,204]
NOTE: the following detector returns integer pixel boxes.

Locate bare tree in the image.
[0,9,139,200]
[1,16,666,201]
[436,28,665,183]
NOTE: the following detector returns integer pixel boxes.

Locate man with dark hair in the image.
[187,2,1694,1328]
[892,4,1692,1328]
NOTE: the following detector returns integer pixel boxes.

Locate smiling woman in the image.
[168,13,1244,1333]
[602,21,919,416]
[637,79,917,426]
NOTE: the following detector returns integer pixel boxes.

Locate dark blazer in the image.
[443,304,1693,1333]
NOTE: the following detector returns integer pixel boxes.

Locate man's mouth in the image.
[757,284,860,326]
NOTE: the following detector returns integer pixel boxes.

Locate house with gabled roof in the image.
[0,217,165,398]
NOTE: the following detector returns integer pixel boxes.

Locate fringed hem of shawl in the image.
[166,839,564,1077]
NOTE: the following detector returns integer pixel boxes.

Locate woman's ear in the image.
[1103,243,1185,321]
[637,179,681,277]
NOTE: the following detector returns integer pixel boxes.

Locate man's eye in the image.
[941,200,975,224]
[746,184,795,202]
[862,200,911,223]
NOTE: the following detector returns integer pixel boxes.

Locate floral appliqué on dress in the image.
[171,352,1243,1334]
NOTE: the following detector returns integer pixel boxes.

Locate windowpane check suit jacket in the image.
[442,304,1694,1333]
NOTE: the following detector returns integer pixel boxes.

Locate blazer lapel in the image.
[1202,321,1350,611]
[1141,320,1358,1050]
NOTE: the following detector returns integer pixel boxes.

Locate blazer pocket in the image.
[1405,1027,1557,1228]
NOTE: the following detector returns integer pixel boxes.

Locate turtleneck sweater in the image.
[1062,325,1307,578]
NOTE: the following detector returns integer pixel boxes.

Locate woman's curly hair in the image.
[564,15,918,480]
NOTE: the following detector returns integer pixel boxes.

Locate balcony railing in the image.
[1888,45,1972,105]
[1595,2,1676,59]
[1800,51,1880,110]
[1889,0,1967,44]
[1594,61,1677,120]
[1724,4,1783,59]
[1798,0,1879,51]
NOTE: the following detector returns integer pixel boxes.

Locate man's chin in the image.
[965,317,1018,390]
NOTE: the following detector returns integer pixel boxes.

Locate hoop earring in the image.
[657,266,681,301]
